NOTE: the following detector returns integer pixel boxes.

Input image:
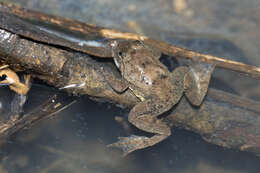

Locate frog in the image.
[0,66,31,95]
[103,40,215,156]
[0,65,31,119]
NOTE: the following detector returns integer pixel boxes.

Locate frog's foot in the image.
[184,62,215,106]
[108,133,169,156]
[108,135,148,156]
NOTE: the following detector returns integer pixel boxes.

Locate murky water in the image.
[1,0,260,172]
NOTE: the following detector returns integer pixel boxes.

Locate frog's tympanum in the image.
[105,40,215,155]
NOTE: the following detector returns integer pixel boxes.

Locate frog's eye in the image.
[118,51,123,57]
[134,40,142,45]
[0,74,7,81]
[118,51,126,58]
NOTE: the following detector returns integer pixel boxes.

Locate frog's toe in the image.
[108,135,149,156]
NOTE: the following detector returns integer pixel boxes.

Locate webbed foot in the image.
[108,135,150,156]
[184,62,215,106]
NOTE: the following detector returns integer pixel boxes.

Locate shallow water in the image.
[1,0,260,172]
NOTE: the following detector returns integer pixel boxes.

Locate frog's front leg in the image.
[100,67,129,93]
[108,99,171,156]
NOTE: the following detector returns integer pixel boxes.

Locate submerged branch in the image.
[166,89,260,155]
[0,95,76,139]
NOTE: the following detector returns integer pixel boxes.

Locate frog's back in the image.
[126,56,175,100]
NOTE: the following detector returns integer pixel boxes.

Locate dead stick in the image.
[0,95,76,138]
[143,38,260,79]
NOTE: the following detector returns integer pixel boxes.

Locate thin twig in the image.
[143,38,260,79]
[0,95,76,138]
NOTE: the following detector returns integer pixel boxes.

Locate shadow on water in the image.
[0,84,259,173]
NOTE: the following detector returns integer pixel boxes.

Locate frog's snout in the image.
[110,40,118,48]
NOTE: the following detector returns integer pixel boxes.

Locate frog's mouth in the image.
[113,57,126,75]
[113,57,120,69]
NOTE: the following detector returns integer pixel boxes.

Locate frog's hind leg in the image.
[108,99,171,156]
[170,66,189,99]
[184,62,215,106]
[170,63,215,106]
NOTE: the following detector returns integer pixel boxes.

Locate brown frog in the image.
[105,40,214,156]
[0,66,30,95]
[0,65,31,119]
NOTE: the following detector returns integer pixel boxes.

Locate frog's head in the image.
[0,68,17,86]
[110,40,144,73]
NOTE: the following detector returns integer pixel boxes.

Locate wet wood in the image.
[0,28,138,107]
[0,2,260,156]
[144,39,260,79]
[166,89,260,155]
[0,94,76,139]
[0,2,260,78]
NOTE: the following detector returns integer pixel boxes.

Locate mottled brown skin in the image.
[0,66,31,118]
[106,40,190,155]
[105,40,215,155]
[0,68,30,95]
